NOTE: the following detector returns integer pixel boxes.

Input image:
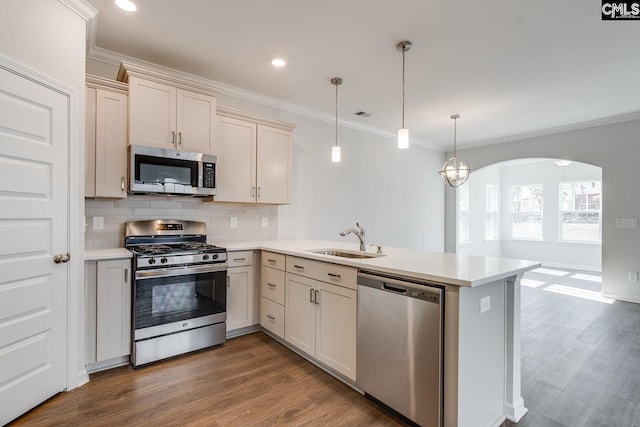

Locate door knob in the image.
[53,253,71,264]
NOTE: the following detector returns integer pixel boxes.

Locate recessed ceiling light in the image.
[271,58,286,68]
[115,0,137,12]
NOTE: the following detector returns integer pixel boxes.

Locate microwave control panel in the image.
[203,162,216,188]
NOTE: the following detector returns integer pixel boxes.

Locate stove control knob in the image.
[212,254,219,260]
[148,258,156,265]
[202,254,210,261]
[160,257,168,264]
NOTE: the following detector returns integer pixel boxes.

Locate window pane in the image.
[510,184,543,239]
[560,181,601,242]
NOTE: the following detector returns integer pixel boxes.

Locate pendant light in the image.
[331,77,343,162]
[396,41,411,149]
[439,114,472,187]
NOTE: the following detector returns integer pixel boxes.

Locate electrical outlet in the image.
[262,217,268,227]
[230,217,237,228]
[629,272,638,282]
[480,296,491,314]
[616,218,638,228]
[92,216,104,231]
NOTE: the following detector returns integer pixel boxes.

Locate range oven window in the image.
[134,270,226,330]
[135,154,198,186]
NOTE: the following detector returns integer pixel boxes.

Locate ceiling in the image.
[86,0,640,151]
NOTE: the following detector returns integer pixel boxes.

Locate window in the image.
[485,184,498,240]
[510,184,543,239]
[560,181,601,242]
[458,184,469,243]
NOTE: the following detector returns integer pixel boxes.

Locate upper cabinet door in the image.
[128,77,177,149]
[176,89,216,153]
[95,89,128,198]
[257,125,292,204]
[214,115,257,203]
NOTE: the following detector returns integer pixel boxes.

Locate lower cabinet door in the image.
[227,266,253,332]
[315,281,357,381]
[284,273,316,356]
[96,259,131,361]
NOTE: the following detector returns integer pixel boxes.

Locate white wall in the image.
[445,119,640,302]
[86,58,447,252]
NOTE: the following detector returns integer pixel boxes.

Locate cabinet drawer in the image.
[228,251,253,267]
[262,251,286,270]
[286,256,357,290]
[261,266,285,305]
[260,296,284,338]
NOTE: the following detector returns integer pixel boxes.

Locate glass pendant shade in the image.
[439,114,472,187]
[440,156,471,187]
[332,145,341,162]
[398,128,409,149]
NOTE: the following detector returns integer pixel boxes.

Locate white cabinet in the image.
[85,258,131,370]
[215,108,295,204]
[284,256,357,381]
[259,251,287,338]
[226,251,255,333]
[85,76,128,198]
[118,61,220,154]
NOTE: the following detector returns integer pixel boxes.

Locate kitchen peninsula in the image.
[86,239,538,427]
[222,239,540,427]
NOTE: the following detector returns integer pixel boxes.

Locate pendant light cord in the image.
[401,46,405,129]
[335,82,338,147]
[453,117,457,157]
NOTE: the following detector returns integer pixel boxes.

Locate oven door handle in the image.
[135,263,228,280]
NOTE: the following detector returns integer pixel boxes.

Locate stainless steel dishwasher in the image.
[357,270,444,427]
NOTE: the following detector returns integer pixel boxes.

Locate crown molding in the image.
[86,74,128,94]
[217,106,297,131]
[455,111,640,152]
[59,0,97,21]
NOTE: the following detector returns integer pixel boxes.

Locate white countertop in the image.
[85,248,132,261]
[223,240,540,287]
[84,240,539,286]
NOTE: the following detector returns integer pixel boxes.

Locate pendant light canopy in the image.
[331,77,343,163]
[396,41,411,149]
[439,114,472,187]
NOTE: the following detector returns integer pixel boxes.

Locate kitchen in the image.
[2,0,640,426]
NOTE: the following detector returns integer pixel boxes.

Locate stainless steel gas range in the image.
[125,219,227,367]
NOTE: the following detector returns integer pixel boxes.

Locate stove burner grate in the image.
[180,242,219,251]
[137,244,173,255]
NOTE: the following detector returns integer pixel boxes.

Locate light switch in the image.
[262,217,268,227]
[230,217,237,228]
[480,296,491,314]
[630,272,638,282]
[616,218,638,228]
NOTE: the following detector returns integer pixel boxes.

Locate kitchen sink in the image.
[308,249,385,259]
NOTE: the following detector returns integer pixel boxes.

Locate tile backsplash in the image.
[85,196,278,249]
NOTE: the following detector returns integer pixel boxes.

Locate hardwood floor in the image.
[505,267,640,427]
[11,332,404,426]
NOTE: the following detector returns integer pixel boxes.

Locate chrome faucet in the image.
[339,222,366,251]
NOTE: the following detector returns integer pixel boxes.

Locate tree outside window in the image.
[560,181,601,242]
[510,184,543,239]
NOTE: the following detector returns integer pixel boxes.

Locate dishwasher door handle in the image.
[383,283,407,294]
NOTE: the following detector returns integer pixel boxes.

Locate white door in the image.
[176,88,216,153]
[214,115,256,203]
[284,274,316,356]
[0,65,69,425]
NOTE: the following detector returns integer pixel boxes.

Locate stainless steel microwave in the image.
[128,145,216,197]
